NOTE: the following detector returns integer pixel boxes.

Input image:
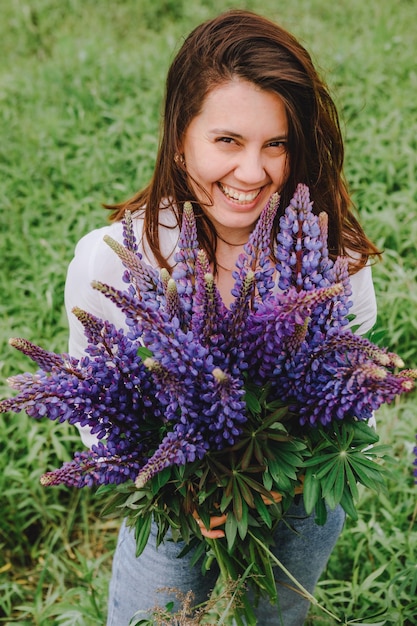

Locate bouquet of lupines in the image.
[1,184,416,622]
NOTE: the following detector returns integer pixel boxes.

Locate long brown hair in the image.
[107,9,380,272]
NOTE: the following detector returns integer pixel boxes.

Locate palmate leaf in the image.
[302,421,391,518]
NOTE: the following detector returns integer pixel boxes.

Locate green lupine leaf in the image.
[220,490,234,512]
[263,471,273,491]
[232,482,244,521]
[314,496,328,525]
[236,500,249,540]
[225,512,238,551]
[151,466,171,494]
[240,439,254,470]
[323,460,345,508]
[303,452,340,467]
[252,493,273,528]
[137,346,153,360]
[340,486,358,520]
[344,458,360,501]
[315,458,340,480]
[239,477,258,509]
[244,388,262,415]
[350,420,380,444]
[303,468,321,515]
[261,406,289,426]
[350,461,386,491]
[134,514,152,557]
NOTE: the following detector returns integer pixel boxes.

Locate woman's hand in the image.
[192,510,227,539]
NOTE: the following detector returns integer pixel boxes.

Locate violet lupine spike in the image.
[41,442,143,488]
[191,249,228,352]
[280,337,415,426]
[243,284,343,384]
[325,256,352,326]
[234,193,280,304]
[4,371,43,394]
[91,280,160,326]
[0,372,48,413]
[160,267,170,292]
[317,331,406,370]
[143,356,187,422]
[276,184,325,292]
[8,338,70,372]
[397,369,417,380]
[172,202,200,316]
[305,256,352,339]
[318,211,333,281]
[72,306,140,365]
[164,278,181,321]
[135,432,202,489]
[72,306,114,350]
[103,234,161,299]
[122,210,139,254]
[224,271,255,374]
[202,367,247,445]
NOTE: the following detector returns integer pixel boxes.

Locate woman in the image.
[66,10,379,625]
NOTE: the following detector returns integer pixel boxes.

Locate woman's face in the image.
[181,78,289,242]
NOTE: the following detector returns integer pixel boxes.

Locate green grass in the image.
[0,0,416,624]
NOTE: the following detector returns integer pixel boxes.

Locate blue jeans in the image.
[107,499,345,625]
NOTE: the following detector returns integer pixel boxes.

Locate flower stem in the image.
[247,530,342,623]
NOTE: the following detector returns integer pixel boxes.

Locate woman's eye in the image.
[268,140,286,148]
[217,137,235,144]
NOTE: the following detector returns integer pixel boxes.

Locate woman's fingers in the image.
[261,490,283,505]
[192,510,227,538]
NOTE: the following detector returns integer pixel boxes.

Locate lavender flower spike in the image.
[135,432,200,489]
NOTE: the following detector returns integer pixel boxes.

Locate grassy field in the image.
[0,0,416,624]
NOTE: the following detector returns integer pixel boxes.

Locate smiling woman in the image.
[0,6,388,626]
[58,10,383,624]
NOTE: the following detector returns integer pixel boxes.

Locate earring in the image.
[174,153,186,167]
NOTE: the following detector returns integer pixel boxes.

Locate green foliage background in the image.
[0,0,416,624]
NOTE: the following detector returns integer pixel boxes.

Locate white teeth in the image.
[220,184,259,203]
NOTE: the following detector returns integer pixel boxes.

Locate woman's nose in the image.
[234,149,266,184]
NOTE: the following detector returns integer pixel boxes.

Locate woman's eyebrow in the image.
[209,129,244,138]
[209,128,288,141]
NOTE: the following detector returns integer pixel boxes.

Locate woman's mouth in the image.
[218,183,262,204]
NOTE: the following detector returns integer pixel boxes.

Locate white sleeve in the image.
[65,223,129,359]
[348,262,378,428]
[348,263,377,336]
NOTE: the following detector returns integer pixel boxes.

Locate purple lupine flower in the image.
[135,431,203,489]
[7,338,78,373]
[104,230,161,299]
[1,183,415,491]
[171,201,200,320]
[278,329,415,425]
[191,250,228,358]
[234,193,280,304]
[41,440,144,488]
[276,183,328,292]
[244,284,343,384]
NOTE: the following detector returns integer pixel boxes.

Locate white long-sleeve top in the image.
[65,209,377,447]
